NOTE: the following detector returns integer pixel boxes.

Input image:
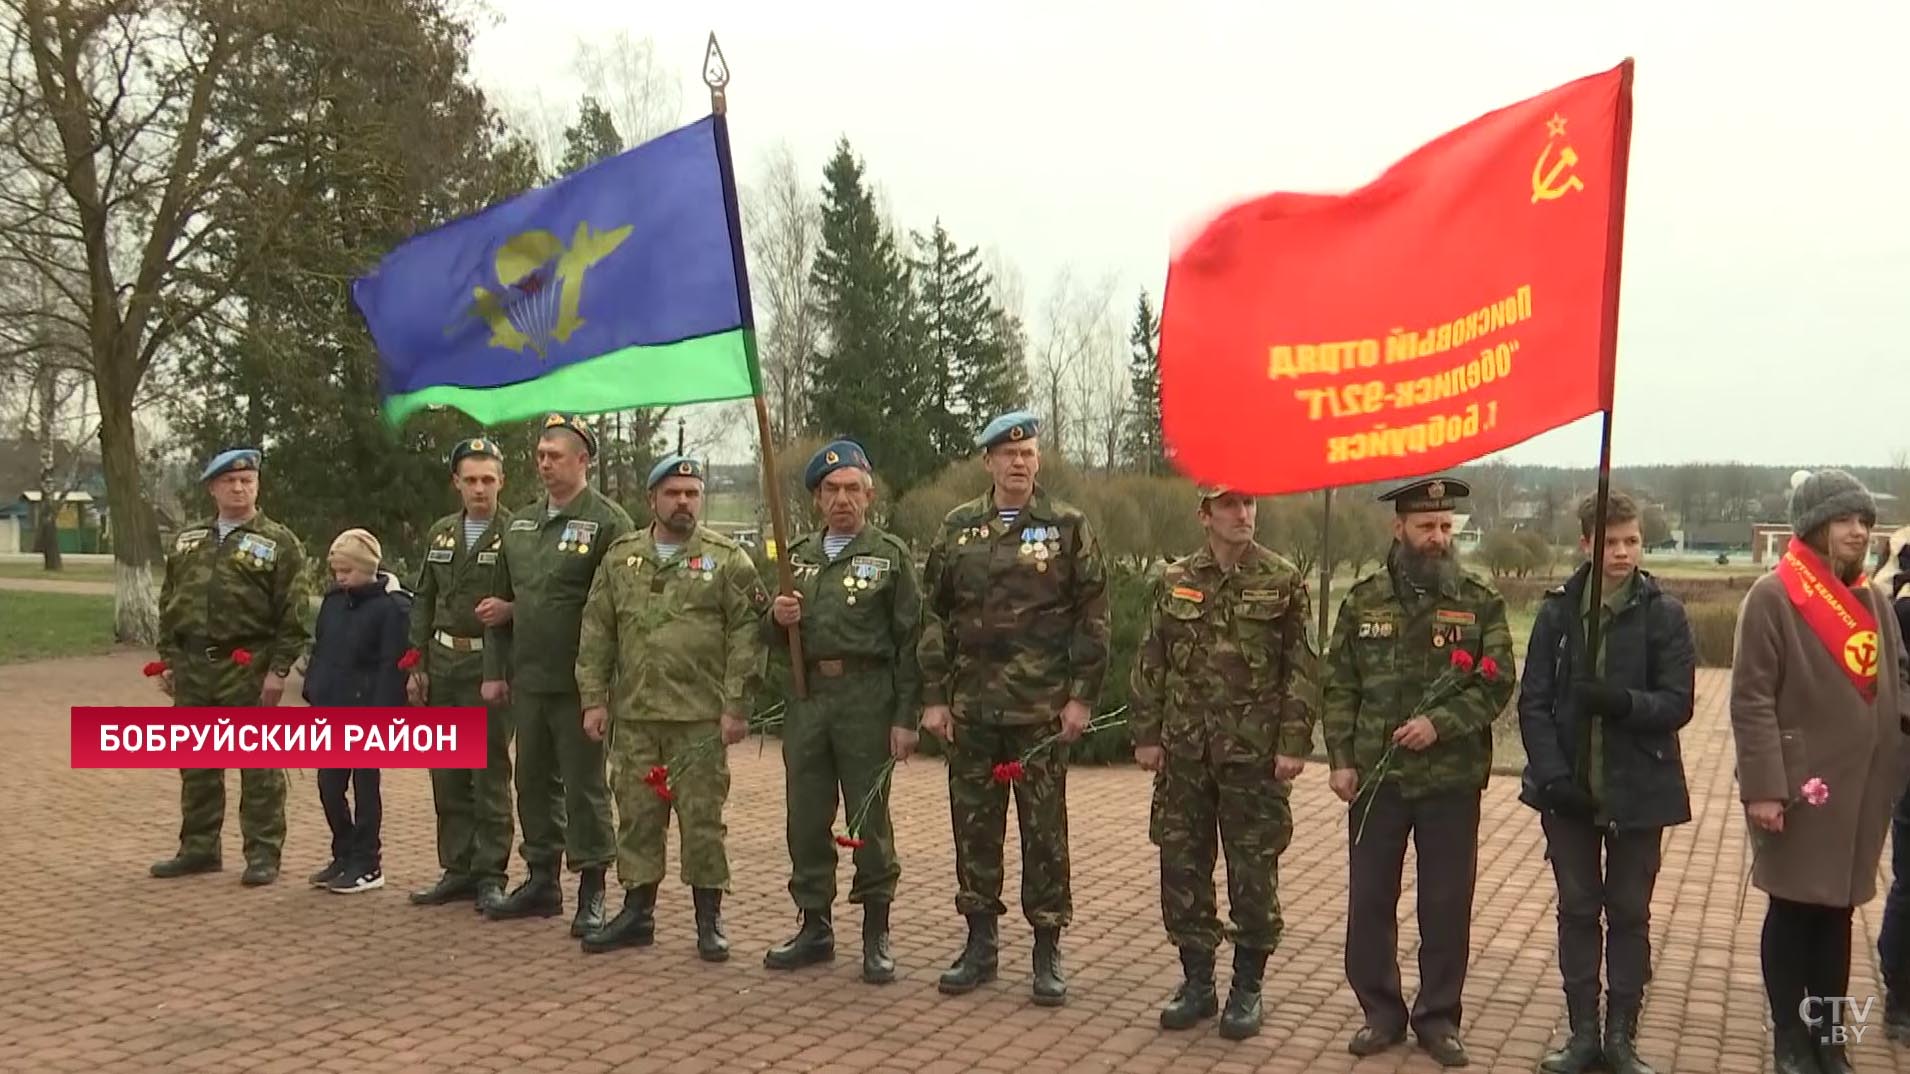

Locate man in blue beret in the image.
[480,414,633,935]
[405,436,520,910]
[918,410,1111,1006]
[762,439,924,983]
[149,448,312,886]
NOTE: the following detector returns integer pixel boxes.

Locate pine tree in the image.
[559,97,622,177]
[1123,291,1164,473]
[808,140,935,490]
[912,221,1003,459]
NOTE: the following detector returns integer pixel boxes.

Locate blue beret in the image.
[647,454,705,489]
[977,410,1040,449]
[449,437,503,470]
[540,413,596,456]
[200,448,261,483]
[804,439,872,490]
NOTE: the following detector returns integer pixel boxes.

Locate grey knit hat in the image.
[1789,469,1877,538]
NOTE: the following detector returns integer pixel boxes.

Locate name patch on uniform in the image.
[509,519,538,532]
[850,554,891,577]
[1434,609,1477,625]
[426,549,454,564]
[1241,589,1284,602]
[1170,586,1205,603]
[568,520,600,535]
[1357,617,1397,639]
[476,551,498,565]
[174,528,209,552]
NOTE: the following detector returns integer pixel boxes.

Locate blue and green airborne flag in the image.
[354,115,759,426]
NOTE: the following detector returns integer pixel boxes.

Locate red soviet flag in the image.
[1160,60,1634,495]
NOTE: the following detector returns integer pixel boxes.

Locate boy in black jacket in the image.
[1517,492,1696,1074]
[303,528,412,894]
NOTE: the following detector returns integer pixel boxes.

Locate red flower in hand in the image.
[991,760,1026,784]
[1478,656,1500,682]
[643,765,669,787]
[141,661,167,678]
[397,648,422,671]
[1449,649,1475,673]
[230,648,254,667]
[835,834,865,849]
[653,784,674,802]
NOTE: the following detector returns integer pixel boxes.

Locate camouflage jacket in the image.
[1323,546,1517,798]
[483,485,634,692]
[576,524,769,723]
[768,525,925,728]
[407,507,512,680]
[157,512,312,677]
[918,486,1110,725]
[1130,542,1319,763]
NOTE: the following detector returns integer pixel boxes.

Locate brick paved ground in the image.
[2,653,1904,1073]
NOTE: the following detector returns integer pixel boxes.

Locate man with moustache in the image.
[1323,476,1517,1068]
[406,437,518,911]
[481,413,634,935]
[575,455,768,960]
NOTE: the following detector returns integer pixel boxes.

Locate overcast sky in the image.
[469,0,1909,470]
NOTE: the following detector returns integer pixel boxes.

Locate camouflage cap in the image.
[539,413,596,456]
[1378,476,1469,514]
[1195,485,1235,503]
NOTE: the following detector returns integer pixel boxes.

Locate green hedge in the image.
[1688,602,1739,668]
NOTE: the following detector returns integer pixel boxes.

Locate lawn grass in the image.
[0,591,119,665]
[0,561,115,582]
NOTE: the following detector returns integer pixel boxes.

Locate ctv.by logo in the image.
[1800,996,1875,1045]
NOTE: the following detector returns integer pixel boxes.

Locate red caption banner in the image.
[70,707,487,769]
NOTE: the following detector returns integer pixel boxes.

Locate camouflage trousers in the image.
[426,668,514,887]
[782,671,899,909]
[511,688,614,872]
[947,720,1071,928]
[171,649,285,867]
[609,719,731,890]
[1149,751,1292,952]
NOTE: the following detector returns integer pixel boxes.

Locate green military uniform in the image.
[1322,477,1516,1056]
[774,523,922,911]
[409,493,515,897]
[576,521,767,894]
[153,449,310,880]
[484,481,632,882]
[1131,539,1317,955]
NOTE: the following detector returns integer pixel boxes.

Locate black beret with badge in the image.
[449,436,503,471]
[1378,476,1470,514]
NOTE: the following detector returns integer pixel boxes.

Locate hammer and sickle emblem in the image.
[1532,142,1585,203]
[1845,631,1880,677]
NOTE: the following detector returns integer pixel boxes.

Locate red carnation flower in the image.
[141,661,167,678]
[396,648,422,671]
[1449,649,1475,673]
[644,765,669,786]
[230,648,254,667]
[992,760,1026,784]
[835,834,865,849]
[1478,656,1501,682]
[653,784,674,802]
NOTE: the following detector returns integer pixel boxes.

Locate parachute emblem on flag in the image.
[456,222,634,360]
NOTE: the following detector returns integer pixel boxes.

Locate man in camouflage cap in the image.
[481,413,633,935]
[762,439,923,983]
[406,436,517,910]
[575,454,769,960]
[1130,483,1318,1040]
[919,410,1110,1006]
[1323,476,1516,1068]
[149,448,311,887]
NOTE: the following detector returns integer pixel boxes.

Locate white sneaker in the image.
[328,868,385,894]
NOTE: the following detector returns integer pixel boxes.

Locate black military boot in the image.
[765,908,835,969]
[1602,995,1658,1074]
[937,914,999,995]
[1218,946,1267,1040]
[1772,1022,1821,1074]
[1816,1009,1856,1074]
[484,862,561,920]
[1158,946,1219,1030]
[409,872,478,906]
[1539,993,1603,1074]
[693,888,729,962]
[1031,926,1067,1007]
[150,853,221,879]
[570,866,607,937]
[240,860,279,887]
[862,902,896,984]
[581,885,656,953]
[472,880,505,914]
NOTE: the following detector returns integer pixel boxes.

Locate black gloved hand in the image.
[1571,679,1633,721]
[1541,778,1597,822]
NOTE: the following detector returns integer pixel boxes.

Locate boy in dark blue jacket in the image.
[1518,492,1696,1074]
[303,528,412,894]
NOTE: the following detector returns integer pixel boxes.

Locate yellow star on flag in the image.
[1545,112,1568,138]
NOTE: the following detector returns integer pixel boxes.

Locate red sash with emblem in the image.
[1776,537,1880,702]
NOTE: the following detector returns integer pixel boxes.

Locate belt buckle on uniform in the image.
[203,646,220,662]
[818,659,844,678]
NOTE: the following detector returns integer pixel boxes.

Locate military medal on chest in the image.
[686,554,714,581]
[557,518,598,555]
[843,556,884,605]
[1018,525,1061,572]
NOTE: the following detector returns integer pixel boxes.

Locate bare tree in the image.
[492,85,569,177]
[1029,267,1117,465]
[742,141,819,443]
[573,30,680,146]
